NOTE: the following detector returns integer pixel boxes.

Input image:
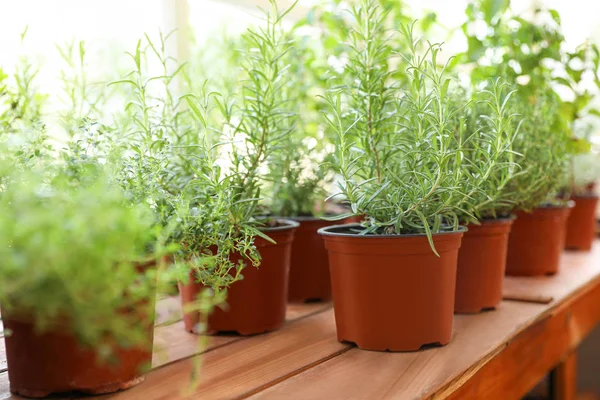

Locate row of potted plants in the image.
[2,0,600,397]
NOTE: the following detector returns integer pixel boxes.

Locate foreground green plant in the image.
[0,165,163,354]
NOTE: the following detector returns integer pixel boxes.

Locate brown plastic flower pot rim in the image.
[180,219,299,336]
[318,223,465,352]
[317,223,467,238]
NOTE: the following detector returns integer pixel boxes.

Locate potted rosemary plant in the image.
[319,2,474,351]
[110,34,267,336]
[451,81,522,313]
[179,1,300,335]
[461,1,572,276]
[503,89,571,276]
[261,25,339,303]
[0,165,163,398]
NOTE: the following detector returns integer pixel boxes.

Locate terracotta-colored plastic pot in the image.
[344,215,364,224]
[319,224,464,352]
[287,217,336,303]
[565,195,599,251]
[454,217,514,314]
[3,307,154,398]
[506,204,573,276]
[2,259,160,398]
[180,220,299,335]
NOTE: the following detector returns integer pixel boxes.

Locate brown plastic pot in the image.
[2,260,159,398]
[319,224,465,352]
[454,217,514,314]
[506,204,573,276]
[180,220,299,335]
[3,315,154,398]
[287,217,336,303]
[565,195,599,251]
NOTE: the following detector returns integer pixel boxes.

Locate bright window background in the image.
[1,0,600,96]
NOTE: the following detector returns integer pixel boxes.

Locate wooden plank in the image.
[445,272,600,400]
[551,351,577,400]
[503,241,600,304]
[100,306,347,400]
[0,374,11,400]
[0,341,4,374]
[0,303,330,399]
[249,301,544,400]
[152,302,329,368]
[154,296,182,326]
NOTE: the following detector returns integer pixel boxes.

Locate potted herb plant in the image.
[565,147,600,250]
[554,43,600,251]
[109,33,269,338]
[178,1,300,335]
[503,89,572,276]
[461,1,572,276]
[0,165,163,398]
[259,24,341,303]
[451,81,522,313]
[318,2,475,351]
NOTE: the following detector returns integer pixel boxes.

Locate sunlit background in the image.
[2,0,600,95]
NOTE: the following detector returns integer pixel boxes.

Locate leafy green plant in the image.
[461,0,563,94]
[506,88,570,209]
[216,1,300,219]
[460,1,573,210]
[450,80,522,221]
[0,66,49,170]
[0,165,163,357]
[323,1,482,250]
[566,121,600,194]
[112,32,262,305]
[571,152,600,194]
[261,4,337,217]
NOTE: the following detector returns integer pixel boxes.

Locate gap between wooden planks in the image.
[2,240,600,399]
[0,298,330,399]
[97,304,342,399]
[249,242,600,400]
[444,268,600,400]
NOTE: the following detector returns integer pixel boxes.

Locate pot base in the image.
[11,375,146,398]
[506,206,572,276]
[455,305,497,314]
[342,337,448,352]
[320,224,464,352]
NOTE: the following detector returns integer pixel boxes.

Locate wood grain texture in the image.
[151,302,329,368]
[503,241,600,304]
[2,241,600,400]
[446,271,600,400]
[249,301,543,400]
[0,303,330,399]
[552,351,577,400]
[97,306,345,400]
